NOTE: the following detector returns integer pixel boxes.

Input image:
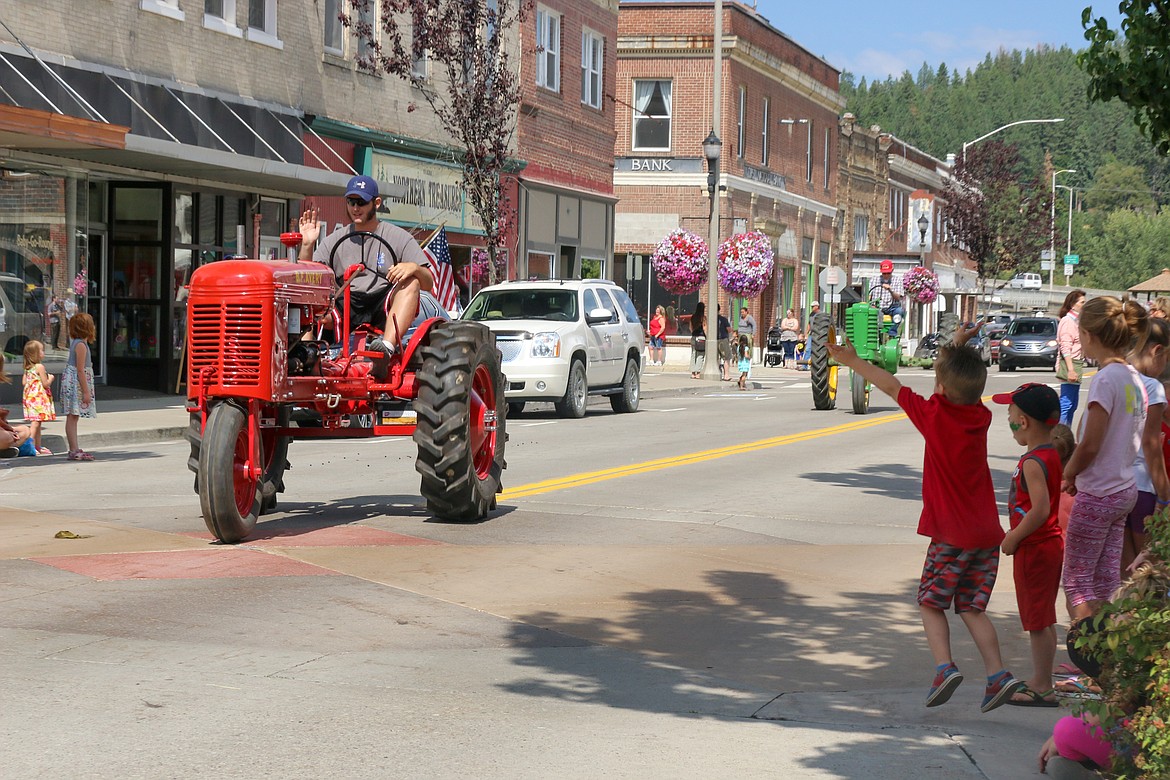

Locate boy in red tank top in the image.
[993,383,1064,707]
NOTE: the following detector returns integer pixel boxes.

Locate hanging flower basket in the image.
[469,247,506,285]
[73,269,88,297]
[903,265,940,304]
[651,229,709,294]
[717,231,774,298]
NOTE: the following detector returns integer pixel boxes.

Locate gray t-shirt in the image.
[738,314,756,336]
[313,221,430,308]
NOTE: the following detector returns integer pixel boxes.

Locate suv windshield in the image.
[0,276,34,313]
[463,289,578,322]
[1007,319,1056,337]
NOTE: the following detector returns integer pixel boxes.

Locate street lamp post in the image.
[1056,184,1076,281]
[1050,169,1076,290]
[961,118,1065,165]
[917,214,928,337]
[701,0,723,381]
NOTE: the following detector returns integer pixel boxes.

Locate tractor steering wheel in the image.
[326,229,401,287]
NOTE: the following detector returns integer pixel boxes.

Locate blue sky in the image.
[751,1,1119,82]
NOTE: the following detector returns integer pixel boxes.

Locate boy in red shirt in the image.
[830,324,1024,712]
[994,383,1063,707]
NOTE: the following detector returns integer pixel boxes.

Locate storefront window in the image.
[0,167,88,382]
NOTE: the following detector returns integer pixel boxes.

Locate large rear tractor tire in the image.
[851,368,870,415]
[938,313,960,347]
[198,403,261,543]
[610,357,640,413]
[809,312,837,410]
[414,321,506,521]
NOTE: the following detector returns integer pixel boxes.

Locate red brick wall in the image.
[518,0,618,195]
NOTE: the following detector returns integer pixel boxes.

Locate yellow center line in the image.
[500,408,910,500]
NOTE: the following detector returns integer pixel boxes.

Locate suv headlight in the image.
[532,332,561,358]
[1000,338,1012,347]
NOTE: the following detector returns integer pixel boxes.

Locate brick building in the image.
[514,0,619,281]
[837,116,978,339]
[0,1,506,393]
[612,1,842,340]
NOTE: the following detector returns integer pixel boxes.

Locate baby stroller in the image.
[763,324,785,367]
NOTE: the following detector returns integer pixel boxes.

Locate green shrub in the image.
[1076,509,1170,779]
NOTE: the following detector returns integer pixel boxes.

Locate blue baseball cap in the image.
[344,175,379,202]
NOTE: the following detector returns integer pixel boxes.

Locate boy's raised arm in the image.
[827,339,903,401]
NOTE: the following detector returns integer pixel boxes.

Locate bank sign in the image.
[370,151,483,234]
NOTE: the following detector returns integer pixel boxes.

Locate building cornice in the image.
[618,34,843,113]
[613,170,836,218]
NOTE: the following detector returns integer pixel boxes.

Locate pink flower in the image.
[903,266,940,304]
[717,231,774,298]
[652,229,709,294]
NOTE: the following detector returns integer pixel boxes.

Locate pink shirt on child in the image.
[1077,362,1146,497]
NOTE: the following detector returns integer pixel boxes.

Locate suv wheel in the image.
[555,359,587,418]
[610,357,640,413]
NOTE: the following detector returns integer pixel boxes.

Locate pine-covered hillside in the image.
[841,46,1170,202]
[841,46,1170,291]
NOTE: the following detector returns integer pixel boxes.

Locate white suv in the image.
[461,279,644,418]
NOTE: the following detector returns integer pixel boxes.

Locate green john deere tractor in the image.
[809,295,902,415]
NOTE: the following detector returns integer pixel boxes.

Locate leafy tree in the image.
[1085,158,1156,213]
[944,141,1052,296]
[1081,2,1170,155]
[1077,208,1170,290]
[345,0,528,283]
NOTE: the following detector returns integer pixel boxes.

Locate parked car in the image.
[998,317,1059,372]
[1008,272,1043,290]
[0,273,44,357]
[969,326,993,366]
[983,324,1007,363]
[460,279,644,418]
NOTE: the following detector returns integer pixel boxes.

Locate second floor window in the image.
[536,8,560,92]
[737,87,745,159]
[632,80,671,151]
[324,0,343,53]
[761,98,770,166]
[854,214,869,251]
[581,31,603,109]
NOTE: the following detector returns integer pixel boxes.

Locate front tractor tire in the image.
[851,369,870,415]
[198,403,263,543]
[414,321,506,522]
[809,312,838,410]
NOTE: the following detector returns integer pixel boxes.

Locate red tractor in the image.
[184,231,506,544]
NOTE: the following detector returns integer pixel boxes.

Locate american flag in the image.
[422,226,459,312]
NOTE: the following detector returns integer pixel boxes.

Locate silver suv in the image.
[461,279,644,418]
[0,273,43,357]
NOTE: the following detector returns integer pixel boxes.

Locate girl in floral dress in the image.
[61,313,97,461]
[21,340,55,455]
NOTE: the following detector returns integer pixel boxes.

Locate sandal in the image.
[1007,685,1058,707]
[67,450,95,461]
[36,446,53,456]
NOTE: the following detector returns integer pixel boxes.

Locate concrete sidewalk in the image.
[5,359,812,454]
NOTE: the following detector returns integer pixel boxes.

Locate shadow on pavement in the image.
[498,570,981,774]
[798,462,925,501]
[254,494,516,534]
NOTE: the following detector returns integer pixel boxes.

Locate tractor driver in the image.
[870,259,904,336]
[297,175,438,353]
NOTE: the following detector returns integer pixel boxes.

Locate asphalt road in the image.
[0,365,1072,779]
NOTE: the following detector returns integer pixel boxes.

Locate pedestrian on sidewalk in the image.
[647,305,666,366]
[716,305,732,381]
[689,302,706,379]
[829,322,1025,713]
[737,306,756,362]
[780,308,800,367]
[0,352,34,458]
[1056,290,1086,426]
[736,334,751,390]
[22,340,55,455]
[61,312,98,462]
[1060,297,1148,624]
[993,383,1064,708]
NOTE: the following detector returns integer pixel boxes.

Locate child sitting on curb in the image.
[0,352,34,458]
[993,383,1064,707]
[829,323,1025,712]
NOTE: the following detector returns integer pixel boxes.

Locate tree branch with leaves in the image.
[944,141,1052,310]
[345,0,530,283]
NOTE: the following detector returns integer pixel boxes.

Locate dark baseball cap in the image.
[344,175,379,202]
[992,382,1060,425]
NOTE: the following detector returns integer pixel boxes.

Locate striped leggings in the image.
[1063,486,1137,608]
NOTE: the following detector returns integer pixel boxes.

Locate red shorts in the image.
[918,541,999,613]
[1012,536,1063,631]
